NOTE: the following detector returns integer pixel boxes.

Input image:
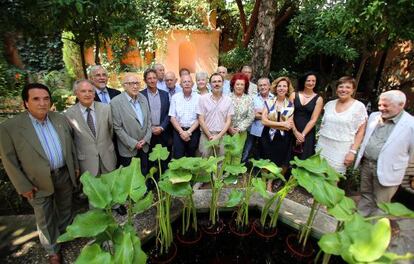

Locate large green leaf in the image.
[203,156,224,173]
[223,133,246,157]
[223,163,247,175]
[223,174,238,185]
[312,181,345,208]
[226,189,243,207]
[250,159,283,176]
[292,167,315,193]
[327,196,357,221]
[130,231,148,264]
[159,180,192,197]
[121,158,147,203]
[377,252,414,263]
[252,178,269,199]
[203,138,220,148]
[318,233,342,255]
[100,167,123,199]
[168,157,203,171]
[58,210,115,242]
[165,169,193,184]
[80,171,112,208]
[193,172,211,183]
[132,192,154,214]
[148,144,169,161]
[350,218,391,262]
[114,230,134,264]
[290,154,329,175]
[75,244,112,264]
[378,202,414,218]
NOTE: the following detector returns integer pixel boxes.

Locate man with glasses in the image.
[89,65,120,103]
[110,73,151,175]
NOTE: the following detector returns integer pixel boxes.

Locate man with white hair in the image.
[89,65,120,103]
[355,90,414,216]
[241,65,258,95]
[217,65,231,95]
[154,63,167,92]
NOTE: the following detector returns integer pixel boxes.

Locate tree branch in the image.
[243,0,261,48]
[235,0,247,35]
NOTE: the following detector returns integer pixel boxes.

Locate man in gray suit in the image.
[65,79,117,176]
[111,73,152,175]
[0,83,78,264]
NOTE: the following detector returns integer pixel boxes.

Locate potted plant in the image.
[57,158,152,263]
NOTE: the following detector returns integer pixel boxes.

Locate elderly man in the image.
[165,71,182,101]
[197,73,234,157]
[169,74,200,158]
[111,73,151,176]
[89,65,120,103]
[0,83,78,264]
[65,80,116,176]
[154,63,167,92]
[241,78,273,163]
[217,65,231,95]
[241,65,258,95]
[355,90,414,216]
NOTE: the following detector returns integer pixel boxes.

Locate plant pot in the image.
[176,227,203,245]
[228,218,253,237]
[285,233,314,261]
[201,219,224,236]
[252,219,278,239]
[149,242,178,264]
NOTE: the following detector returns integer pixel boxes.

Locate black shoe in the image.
[113,205,127,216]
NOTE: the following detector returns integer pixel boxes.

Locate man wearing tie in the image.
[65,80,117,177]
[89,65,121,103]
[111,73,152,175]
[0,83,78,264]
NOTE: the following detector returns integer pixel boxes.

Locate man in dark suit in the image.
[140,68,171,171]
[89,65,120,103]
[0,83,78,264]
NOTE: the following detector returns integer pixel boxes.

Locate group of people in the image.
[0,63,413,263]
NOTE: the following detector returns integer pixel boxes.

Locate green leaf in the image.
[292,167,315,193]
[130,231,148,264]
[318,233,342,255]
[132,192,154,214]
[226,189,243,207]
[252,178,269,199]
[327,196,357,221]
[378,252,414,263]
[168,157,203,171]
[58,210,115,242]
[349,218,391,262]
[250,159,283,176]
[165,169,193,184]
[159,180,192,197]
[114,230,134,264]
[290,153,329,175]
[203,138,220,148]
[312,181,345,208]
[193,172,211,183]
[80,171,112,209]
[223,163,247,175]
[122,158,147,203]
[223,174,238,185]
[75,244,112,264]
[148,144,169,161]
[378,202,414,218]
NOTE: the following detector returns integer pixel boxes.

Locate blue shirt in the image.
[125,93,144,126]
[249,93,274,137]
[98,88,111,104]
[29,113,65,170]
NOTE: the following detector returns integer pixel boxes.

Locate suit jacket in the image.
[0,111,78,197]
[94,87,121,103]
[110,92,152,156]
[355,111,414,186]
[65,102,117,176]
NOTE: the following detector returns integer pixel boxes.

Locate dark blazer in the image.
[94,87,121,103]
[140,88,170,130]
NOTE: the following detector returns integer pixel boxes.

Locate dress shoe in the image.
[48,253,61,264]
[113,205,127,216]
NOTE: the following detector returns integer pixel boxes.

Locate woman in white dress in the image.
[316,76,368,174]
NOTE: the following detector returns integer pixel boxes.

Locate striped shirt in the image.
[197,93,234,133]
[29,113,65,170]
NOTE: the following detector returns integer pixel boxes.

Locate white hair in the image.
[195,72,208,81]
[380,90,406,106]
[73,79,95,93]
[88,65,107,77]
[257,77,270,85]
[153,63,164,70]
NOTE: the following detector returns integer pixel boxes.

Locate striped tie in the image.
[86,108,96,137]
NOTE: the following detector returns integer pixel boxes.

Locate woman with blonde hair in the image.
[262,76,294,191]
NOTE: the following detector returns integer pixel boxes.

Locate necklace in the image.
[302,92,313,98]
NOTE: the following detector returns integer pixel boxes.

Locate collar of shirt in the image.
[124,92,140,103]
[380,110,404,125]
[97,87,108,94]
[79,102,95,114]
[147,88,159,96]
[28,112,49,126]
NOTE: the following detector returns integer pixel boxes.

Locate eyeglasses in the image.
[124,82,140,86]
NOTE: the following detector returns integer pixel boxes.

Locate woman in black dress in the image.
[262,77,295,190]
[289,72,324,160]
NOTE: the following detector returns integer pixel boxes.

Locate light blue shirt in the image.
[29,113,65,170]
[222,80,231,95]
[98,88,111,104]
[249,93,274,137]
[125,93,144,126]
[157,80,167,92]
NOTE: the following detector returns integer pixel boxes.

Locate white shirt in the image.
[169,91,200,128]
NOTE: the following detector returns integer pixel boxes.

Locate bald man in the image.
[165,71,182,101]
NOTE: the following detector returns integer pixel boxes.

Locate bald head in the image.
[165,71,177,89]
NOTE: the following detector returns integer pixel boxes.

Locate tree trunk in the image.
[251,0,277,79]
[355,51,369,88]
[93,18,100,65]
[374,46,389,93]
[79,41,87,78]
[3,32,25,69]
